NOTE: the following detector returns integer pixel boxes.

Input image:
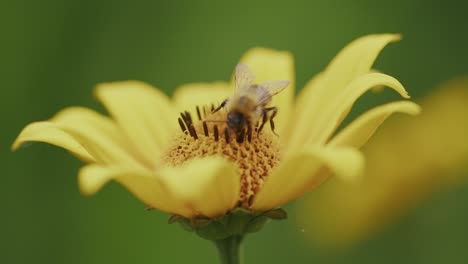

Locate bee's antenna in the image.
[212,99,228,114]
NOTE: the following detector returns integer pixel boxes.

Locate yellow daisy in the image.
[297,78,468,248]
[12,34,419,230]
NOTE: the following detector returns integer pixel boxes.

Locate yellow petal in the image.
[283,72,324,148]
[12,121,95,162]
[79,164,195,217]
[239,48,295,135]
[308,72,410,145]
[159,157,240,218]
[289,34,401,150]
[325,34,401,84]
[95,81,177,164]
[172,81,232,113]
[12,107,142,166]
[51,107,145,167]
[251,147,364,211]
[291,72,324,119]
[79,164,117,195]
[329,101,421,148]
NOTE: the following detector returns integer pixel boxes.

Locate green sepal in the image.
[176,218,194,232]
[260,208,288,220]
[195,220,229,240]
[167,214,182,224]
[244,215,268,233]
[168,208,287,241]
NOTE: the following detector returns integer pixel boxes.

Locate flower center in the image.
[161,105,281,208]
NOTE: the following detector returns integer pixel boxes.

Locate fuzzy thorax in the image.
[161,107,281,208]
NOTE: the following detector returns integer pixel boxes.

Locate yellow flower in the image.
[12,34,419,220]
[297,78,468,248]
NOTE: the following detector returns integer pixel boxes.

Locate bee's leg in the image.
[257,110,269,134]
[268,107,278,136]
[258,107,278,136]
[212,99,228,113]
[236,127,246,143]
[247,122,253,142]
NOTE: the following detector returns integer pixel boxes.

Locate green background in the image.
[2,0,468,263]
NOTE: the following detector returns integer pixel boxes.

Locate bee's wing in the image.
[256,80,290,105]
[234,63,256,96]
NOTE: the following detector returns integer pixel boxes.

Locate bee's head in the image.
[227,111,246,132]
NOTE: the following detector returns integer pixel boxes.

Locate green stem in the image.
[214,235,243,264]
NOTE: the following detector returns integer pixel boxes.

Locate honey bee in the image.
[212,63,290,140]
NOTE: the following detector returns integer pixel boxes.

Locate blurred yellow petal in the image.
[288,34,401,150]
[251,147,364,211]
[329,101,421,148]
[159,157,241,218]
[12,121,95,162]
[298,77,468,247]
[79,164,194,217]
[172,82,232,113]
[239,48,295,135]
[95,81,177,164]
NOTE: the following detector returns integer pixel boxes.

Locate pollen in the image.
[161,105,281,208]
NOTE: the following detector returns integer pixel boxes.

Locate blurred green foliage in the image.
[2,0,468,263]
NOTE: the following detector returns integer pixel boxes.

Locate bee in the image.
[212,63,290,141]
